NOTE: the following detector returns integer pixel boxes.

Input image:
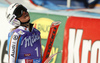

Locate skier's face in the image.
[17,11,30,23]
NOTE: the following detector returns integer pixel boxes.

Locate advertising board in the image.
[62,16,100,63]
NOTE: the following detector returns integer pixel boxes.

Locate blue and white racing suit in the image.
[7,26,42,63]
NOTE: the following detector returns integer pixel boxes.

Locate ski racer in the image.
[6,3,42,63]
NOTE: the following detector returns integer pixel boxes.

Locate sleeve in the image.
[8,32,20,63]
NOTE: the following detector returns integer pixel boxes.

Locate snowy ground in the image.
[0,6,14,63]
[0,7,14,45]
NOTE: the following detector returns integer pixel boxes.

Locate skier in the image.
[6,3,42,63]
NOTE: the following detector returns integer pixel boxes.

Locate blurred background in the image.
[0,0,100,63]
[0,0,100,9]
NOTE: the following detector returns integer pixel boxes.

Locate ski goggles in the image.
[13,5,27,18]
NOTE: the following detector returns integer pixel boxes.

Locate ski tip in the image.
[52,21,61,25]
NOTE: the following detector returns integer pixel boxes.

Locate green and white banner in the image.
[29,12,67,63]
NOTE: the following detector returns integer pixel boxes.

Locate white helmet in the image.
[6,3,27,26]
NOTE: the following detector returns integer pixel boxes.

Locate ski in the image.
[42,21,61,63]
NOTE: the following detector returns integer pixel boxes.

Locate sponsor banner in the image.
[32,18,54,39]
[29,12,67,63]
[62,16,100,63]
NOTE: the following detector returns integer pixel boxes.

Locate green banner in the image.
[29,12,67,63]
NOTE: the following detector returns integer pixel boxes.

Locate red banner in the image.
[62,16,100,63]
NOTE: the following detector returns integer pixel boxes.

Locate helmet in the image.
[6,3,27,26]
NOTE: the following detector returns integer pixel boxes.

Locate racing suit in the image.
[7,26,42,63]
